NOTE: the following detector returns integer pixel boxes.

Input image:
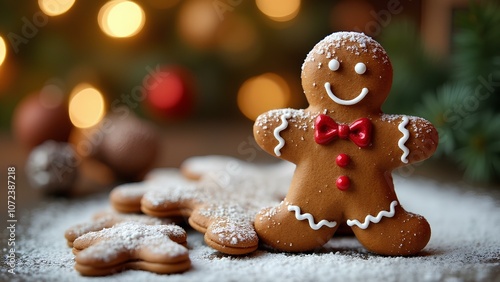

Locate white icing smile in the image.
[324,82,369,106]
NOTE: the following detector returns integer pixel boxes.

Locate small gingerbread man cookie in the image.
[72,222,190,276]
[110,168,193,213]
[141,179,259,255]
[64,210,173,247]
[253,32,438,256]
[111,155,291,255]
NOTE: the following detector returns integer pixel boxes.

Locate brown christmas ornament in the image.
[73,112,161,181]
[12,91,73,150]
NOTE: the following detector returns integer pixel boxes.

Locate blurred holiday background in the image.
[0,0,499,192]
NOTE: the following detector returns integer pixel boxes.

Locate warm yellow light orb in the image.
[0,36,6,67]
[69,84,106,128]
[98,0,145,38]
[237,73,291,121]
[255,0,301,22]
[38,0,76,16]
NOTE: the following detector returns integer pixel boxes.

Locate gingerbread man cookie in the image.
[72,222,190,276]
[110,168,193,213]
[64,210,173,247]
[141,178,259,255]
[142,156,292,255]
[110,155,292,255]
[253,32,438,256]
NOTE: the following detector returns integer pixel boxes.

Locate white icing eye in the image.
[328,59,340,71]
[354,62,366,74]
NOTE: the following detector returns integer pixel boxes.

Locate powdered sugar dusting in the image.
[202,204,257,245]
[112,182,156,200]
[142,183,206,208]
[255,109,317,132]
[302,32,389,72]
[138,157,294,252]
[74,222,187,263]
[2,173,499,281]
[65,211,172,244]
[381,114,437,146]
[112,168,192,201]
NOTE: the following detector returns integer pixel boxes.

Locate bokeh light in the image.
[217,15,259,58]
[255,0,301,22]
[69,83,106,128]
[330,0,375,34]
[148,0,180,9]
[237,73,291,120]
[0,36,6,67]
[39,81,65,109]
[177,0,220,49]
[148,74,183,110]
[38,0,76,16]
[98,0,145,38]
[145,67,194,119]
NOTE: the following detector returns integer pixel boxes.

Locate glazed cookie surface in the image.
[253,32,438,256]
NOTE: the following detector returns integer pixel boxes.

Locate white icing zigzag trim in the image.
[273,113,292,156]
[287,204,337,230]
[324,82,368,106]
[398,116,410,163]
[346,200,398,230]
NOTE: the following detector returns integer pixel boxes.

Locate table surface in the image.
[1,121,499,281]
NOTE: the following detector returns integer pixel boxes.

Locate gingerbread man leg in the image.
[347,201,431,256]
[255,201,339,252]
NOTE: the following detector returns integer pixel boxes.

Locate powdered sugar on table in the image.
[2,173,499,282]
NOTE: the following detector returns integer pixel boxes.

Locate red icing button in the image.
[336,175,350,191]
[336,153,350,167]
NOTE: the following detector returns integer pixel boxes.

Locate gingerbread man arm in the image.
[253,109,316,163]
[383,114,438,167]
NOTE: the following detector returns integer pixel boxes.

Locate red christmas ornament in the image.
[144,66,195,119]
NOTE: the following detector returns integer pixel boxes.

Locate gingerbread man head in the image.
[253,32,438,256]
[301,32,393,120]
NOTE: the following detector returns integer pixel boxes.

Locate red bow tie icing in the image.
[314,114,372,147]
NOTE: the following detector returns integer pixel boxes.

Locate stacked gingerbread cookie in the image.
[65,155,293,275]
